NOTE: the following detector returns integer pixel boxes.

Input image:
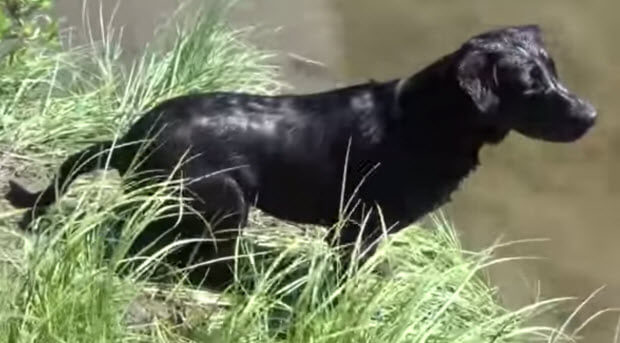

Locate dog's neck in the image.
[392,51,509,152]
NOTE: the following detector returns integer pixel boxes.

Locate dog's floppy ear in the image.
[456,51,499,115]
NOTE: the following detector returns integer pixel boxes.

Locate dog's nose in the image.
[577,100,597,124]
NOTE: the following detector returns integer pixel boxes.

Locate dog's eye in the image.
[520,66,549,95]
[529,66,543,80]
[527,66,549,90]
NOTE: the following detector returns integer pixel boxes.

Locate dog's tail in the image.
[5,140,132,209]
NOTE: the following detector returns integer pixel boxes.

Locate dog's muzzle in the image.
[512,90,597,143]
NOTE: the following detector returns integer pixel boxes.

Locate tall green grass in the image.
[0,1,611,342]
[0,0,279,181]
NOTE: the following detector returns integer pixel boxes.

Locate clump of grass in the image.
[200,216,572,343]
[0,160,209,342]
[0,184,587,342]
[0,0,279,182]
[0,1,611,342]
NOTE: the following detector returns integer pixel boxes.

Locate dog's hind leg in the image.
[186,174,249,289]
[129,170,250,290]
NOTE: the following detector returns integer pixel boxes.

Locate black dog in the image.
[5,25,596,287]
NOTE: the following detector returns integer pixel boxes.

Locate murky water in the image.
[55,0,619,340]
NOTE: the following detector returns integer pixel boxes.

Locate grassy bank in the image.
[0,1,601,342]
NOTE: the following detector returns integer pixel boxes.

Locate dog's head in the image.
[456,25,596,142]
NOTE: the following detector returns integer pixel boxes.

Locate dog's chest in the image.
[360,152,478,222]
